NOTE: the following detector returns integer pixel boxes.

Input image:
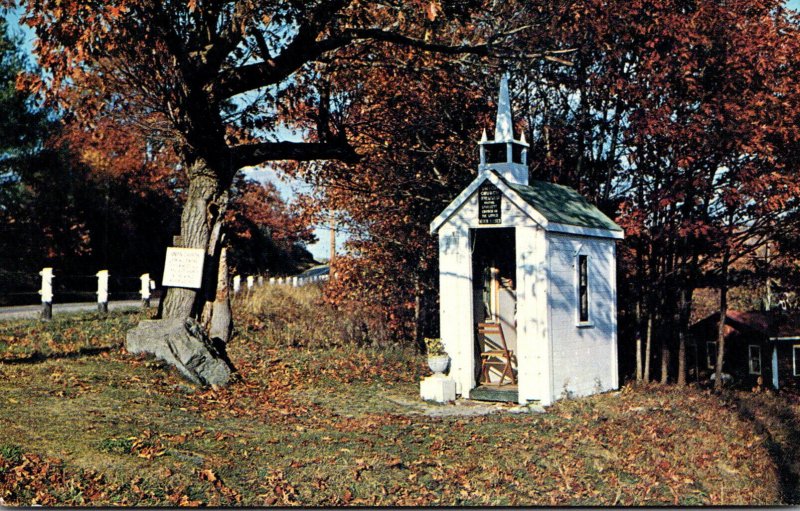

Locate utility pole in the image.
[329,214,336,266]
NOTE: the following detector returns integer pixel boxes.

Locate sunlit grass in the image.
[0,289,794,505]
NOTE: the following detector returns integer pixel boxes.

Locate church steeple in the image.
[494,73,514,142]
[479,73,529,185]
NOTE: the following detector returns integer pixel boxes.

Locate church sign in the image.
[478,182,502,224]
[162,247,205,289]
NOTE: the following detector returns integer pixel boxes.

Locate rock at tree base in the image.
[126,318,234,386]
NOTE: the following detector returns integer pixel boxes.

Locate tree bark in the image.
[208,246,233,343]
[677,286,690,386]
[635,300,643,382]
[660,298,670,383]
[161,161,226,321]
[413,275,423,352]
[644,313,652,383]
[677,329,686,386]
[660,332,670,384]
[714,249,731,391]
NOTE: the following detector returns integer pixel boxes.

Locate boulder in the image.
[126,318,235,386]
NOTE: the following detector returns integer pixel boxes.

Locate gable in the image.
[430,171,547,233]
[430,170,624,239]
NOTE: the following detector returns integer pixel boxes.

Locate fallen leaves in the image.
[199,468,217,483]
[0,304,797,506]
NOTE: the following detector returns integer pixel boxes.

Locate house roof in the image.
[298,264,329,278]
[691,310,800,340]
[509,181,623,233]
[430,170,624,239]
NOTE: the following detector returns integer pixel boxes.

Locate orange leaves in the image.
[425,1,440,21]
[199,468,217,483]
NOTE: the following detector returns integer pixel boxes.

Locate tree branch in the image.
[212,0,349,100]
[232,140,360,168]
[215,21,566,100]
[194,1,254,80]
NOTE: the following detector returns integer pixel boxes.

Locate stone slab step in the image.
[469,385,518,403]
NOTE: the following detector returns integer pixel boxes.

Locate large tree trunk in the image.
[160,161,232,339]
[136,159,236,386]
[677,329,686,386]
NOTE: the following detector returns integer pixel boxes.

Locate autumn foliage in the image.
[291,0,800,379]
[5,0,800,380]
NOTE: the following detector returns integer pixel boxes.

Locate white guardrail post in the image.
[140,273,151,308]
[39,267,54,320]
[96,270,109,314]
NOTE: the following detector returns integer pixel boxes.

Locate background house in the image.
[690,310,800,391]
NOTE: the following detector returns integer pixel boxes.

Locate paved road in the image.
[0,299,160,321]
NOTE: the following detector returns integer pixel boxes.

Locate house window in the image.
[707,341,717,369]
[748,345,761,375]
[578,255,589,323]
[794,345,800,377]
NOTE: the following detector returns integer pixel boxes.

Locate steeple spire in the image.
[477,72,530,186]
[494,73,514,142]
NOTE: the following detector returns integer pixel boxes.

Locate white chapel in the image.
[430,76,624,406]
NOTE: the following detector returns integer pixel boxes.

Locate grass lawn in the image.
[0,287,797,506]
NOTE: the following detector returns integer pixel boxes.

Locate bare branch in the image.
[214,23,562,99]
[232,140,360,169]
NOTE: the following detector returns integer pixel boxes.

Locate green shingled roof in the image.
[509,180,622,232]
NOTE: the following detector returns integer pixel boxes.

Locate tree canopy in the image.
[12,0,551,324]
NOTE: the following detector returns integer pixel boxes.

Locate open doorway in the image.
[471,228,517,386]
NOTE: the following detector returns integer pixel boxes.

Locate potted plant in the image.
[424,337,449,375]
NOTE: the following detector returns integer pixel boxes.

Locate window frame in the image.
[748,344,762,375]
[794,345,800,377]
[576,253,592,327]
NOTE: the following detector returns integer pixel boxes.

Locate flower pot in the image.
[427,355,450,375]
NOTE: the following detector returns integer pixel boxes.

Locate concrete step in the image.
[469,385,518,403]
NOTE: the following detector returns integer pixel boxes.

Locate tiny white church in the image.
[430,76,624,406]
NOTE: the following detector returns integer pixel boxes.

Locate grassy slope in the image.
[0,288,795,506]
